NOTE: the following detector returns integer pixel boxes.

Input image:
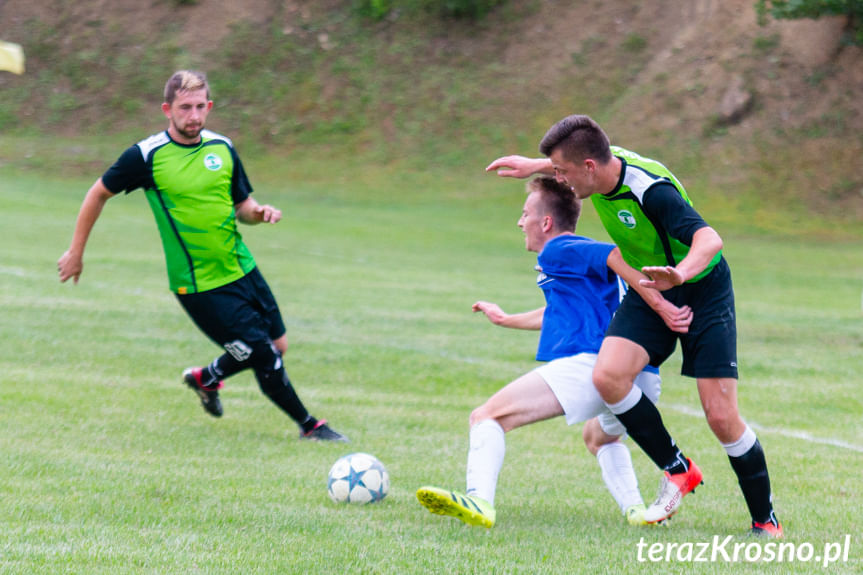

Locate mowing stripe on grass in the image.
[666,402,863,453]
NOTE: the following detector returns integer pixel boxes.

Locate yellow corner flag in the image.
[0,40,25,74]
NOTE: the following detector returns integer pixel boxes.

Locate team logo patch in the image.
[617,210,637,229]
[204,153,223,171]
[224,339,252,362]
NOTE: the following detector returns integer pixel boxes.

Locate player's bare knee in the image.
[592,365,627,402]
[592,363,610,388]
[469,405,490,427]
[705,408,742,443]
[245,341,284,393]
[583,420,619,455]
[582,424,601,455]
[273,336,288,355]
[247,342,279,369]
[469,405,512,433]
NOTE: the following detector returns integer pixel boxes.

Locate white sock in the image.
[596,441,643,514]
[605,385,643,415]
[465,419,505,506]
[722,424,757,457]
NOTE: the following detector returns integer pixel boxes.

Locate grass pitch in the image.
[1,155,861,574]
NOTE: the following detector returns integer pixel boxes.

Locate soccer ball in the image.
[327,452,390,504]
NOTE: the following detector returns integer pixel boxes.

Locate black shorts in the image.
[176,267,286,356]
[606,257,738,379]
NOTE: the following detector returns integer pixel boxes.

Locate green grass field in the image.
[1,154,861,574]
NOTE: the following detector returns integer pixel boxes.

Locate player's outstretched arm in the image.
[57,178,115,285]
[640,227,723,291]
[485,156,554,179]
[235,197,282,225]
[606,248,692,334]
[472,301,544,330]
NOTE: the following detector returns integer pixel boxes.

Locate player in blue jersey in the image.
[486,114,781,537]
[416,176,687,528]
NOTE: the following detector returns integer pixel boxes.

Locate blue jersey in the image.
[535,235,623,361]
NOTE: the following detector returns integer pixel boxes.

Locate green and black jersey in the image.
[101,130,256,294]
[591,146,721,283]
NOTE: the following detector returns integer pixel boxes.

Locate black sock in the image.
[728,439,776,524]
[256,366,311,426]
[199,353,245,388]
[614,394,688,474]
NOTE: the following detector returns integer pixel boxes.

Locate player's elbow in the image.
[695,226,723,255]
[710,230,723,253]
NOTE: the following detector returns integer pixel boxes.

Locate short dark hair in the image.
[539,114,612,165]
[527,176,581,233]
[164,70,210,104]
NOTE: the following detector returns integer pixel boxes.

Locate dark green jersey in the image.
[590,146,721,283]
[102,130,256,294]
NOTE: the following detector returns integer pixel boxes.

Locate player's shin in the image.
[596,442,643,513]
[201,352,246,386]
[724,429,777,525]
[606,387,688,474]
[465,419,505,506]
[251,344,312,427]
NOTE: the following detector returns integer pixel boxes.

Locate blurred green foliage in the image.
[353,0,506,20]
[756,0,863,44]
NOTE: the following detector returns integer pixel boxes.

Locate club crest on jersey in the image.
[204,153,223,171]
[617,210,637,229]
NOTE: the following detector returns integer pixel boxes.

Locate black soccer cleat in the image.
[182,367,224,418]
[300,419,349,442]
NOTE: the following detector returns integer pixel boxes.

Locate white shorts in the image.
[533,352,661,437]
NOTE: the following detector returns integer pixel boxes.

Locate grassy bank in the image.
[2,1,861,235]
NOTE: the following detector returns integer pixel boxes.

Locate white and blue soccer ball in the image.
[327,452,390,504]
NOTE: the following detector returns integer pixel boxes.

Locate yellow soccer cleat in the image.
[416,486,496,528]
[625,503,648,526]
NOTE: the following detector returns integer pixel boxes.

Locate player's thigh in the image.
[473,371,563,431]
[680,312,738,379]
[593,337,651,402]
[604,288,678,369]
[533,354,610,426]
[245,268,287,343]
[176,284,273,365]
[679,259,738,379]
[176,287,256,343]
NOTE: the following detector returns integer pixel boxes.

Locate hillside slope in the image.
[1,0,861,229]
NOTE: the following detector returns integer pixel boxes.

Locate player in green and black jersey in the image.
[58,70,346,442]
[486,115,781,537]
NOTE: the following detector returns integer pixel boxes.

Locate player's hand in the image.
[652,299,693,334]
[255,204,282,224]
[485,155,542,179]
[472,301,508,325]
[639,265,686,291]
[57,250,83,284]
